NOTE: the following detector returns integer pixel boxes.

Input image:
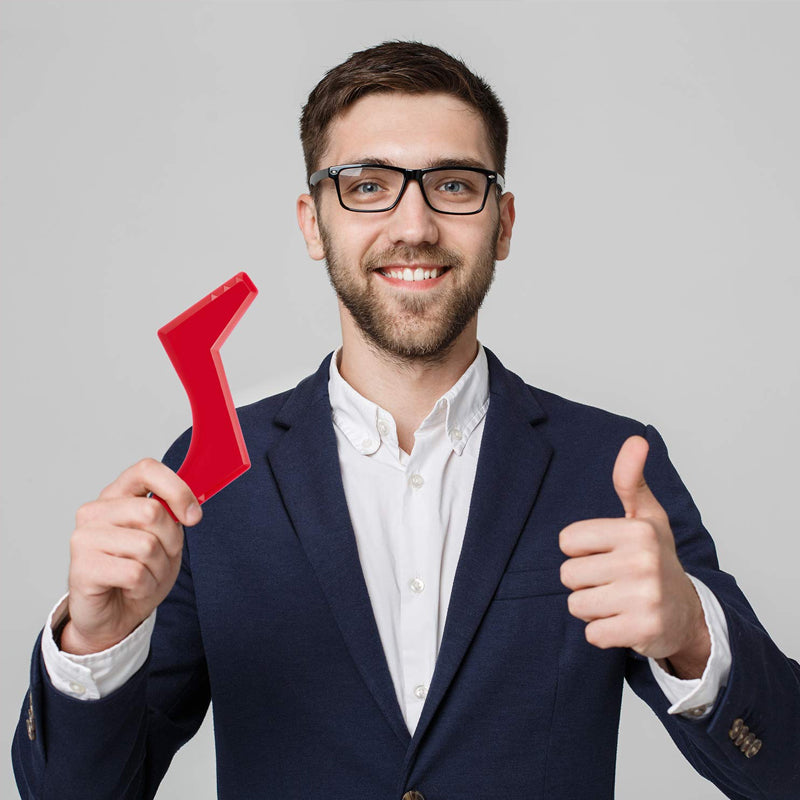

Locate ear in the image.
[495,192,515,261]
[297,193,326,261]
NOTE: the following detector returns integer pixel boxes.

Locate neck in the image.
[337,313,480,452]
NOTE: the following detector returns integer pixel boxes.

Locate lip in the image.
[373,265,451,290]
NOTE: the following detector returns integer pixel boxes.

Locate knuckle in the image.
[632,520,658,546]
[97,482,116,500]
[585,624,604,648]
[127,560,148,588]
[69,533,82,562]
[139,534,160,561]
[140,498,162,527]
[135,457,161,482]
[166,537,184,561]
[70,527,93,556]
[634,550,659,578]
[75,502,95,526]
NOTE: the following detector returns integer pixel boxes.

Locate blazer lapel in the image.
[266,353,411,747]
[265,347,553,760]
[403,346,553,761]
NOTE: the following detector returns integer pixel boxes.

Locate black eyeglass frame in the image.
[308,163,505,215]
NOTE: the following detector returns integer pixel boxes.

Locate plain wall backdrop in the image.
[2,1,798,797]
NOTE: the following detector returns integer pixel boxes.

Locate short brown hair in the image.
[300,41,508,187]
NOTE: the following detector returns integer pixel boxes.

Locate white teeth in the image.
[379,267,446,281]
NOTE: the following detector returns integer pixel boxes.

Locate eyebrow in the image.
[340,155,495,171]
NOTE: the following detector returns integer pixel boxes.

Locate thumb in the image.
[612,435,663,519]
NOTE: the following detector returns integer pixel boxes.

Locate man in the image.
[12,41,800,799]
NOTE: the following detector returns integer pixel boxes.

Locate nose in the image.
[385,178,439,247]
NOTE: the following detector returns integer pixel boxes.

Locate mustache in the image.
[363,245,464,272]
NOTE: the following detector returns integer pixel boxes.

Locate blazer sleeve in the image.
[625,424,800,800]
[11,431,210,800]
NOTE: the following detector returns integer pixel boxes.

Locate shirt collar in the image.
[328,342,490,456]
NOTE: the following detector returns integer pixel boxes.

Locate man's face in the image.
[298,92,514,362]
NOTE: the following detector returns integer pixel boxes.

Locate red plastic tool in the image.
[155,272,258,516]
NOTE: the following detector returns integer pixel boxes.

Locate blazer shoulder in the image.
[485,346,650,442]
[524,382,649,442]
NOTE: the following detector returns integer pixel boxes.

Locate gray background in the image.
[2,1,798,797]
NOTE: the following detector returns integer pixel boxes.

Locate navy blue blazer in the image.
[13,347,800,799]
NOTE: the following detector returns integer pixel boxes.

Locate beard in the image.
[318,218,500,364]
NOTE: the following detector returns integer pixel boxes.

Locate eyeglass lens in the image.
[336,167,488,213]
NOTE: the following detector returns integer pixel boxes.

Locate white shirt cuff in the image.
[648,574,732,719]
[41,592,156,700]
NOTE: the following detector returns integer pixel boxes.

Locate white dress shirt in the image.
[42,342,731,734]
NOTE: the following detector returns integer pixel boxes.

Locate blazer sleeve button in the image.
[738,732,756,753]
[26,691,35,741]
[744,739,763,758]
[734,725,751,747]
[728,718,744,740]
[402,791,426,800]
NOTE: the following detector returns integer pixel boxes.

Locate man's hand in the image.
[559,435,711,679]
[60,459,202,655]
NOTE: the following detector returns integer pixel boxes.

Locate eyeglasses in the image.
[308,164,505,215]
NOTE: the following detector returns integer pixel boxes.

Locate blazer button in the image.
[402,792,425,800]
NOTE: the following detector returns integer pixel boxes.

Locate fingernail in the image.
[186,502,202,525]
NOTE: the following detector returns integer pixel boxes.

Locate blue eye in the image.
[355,182,382,194]
[441,181,465,193]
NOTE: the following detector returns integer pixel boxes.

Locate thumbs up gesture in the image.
[559,436,711,678]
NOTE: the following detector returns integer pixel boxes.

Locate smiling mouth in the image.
[375,266,451,282]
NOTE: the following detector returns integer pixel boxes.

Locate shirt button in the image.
[68,681,86,695]
[409,577,425,594]
[361,438,375,450]
[686,704,708,718]
[377,420,390,436]
[414,684,428,700]
[409,473,424,489]
[451,427,463,441]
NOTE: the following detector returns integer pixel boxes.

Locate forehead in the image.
[321,92,494,169]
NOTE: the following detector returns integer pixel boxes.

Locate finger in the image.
[76,496,185,559]
[72,549,160,601]
[99,459,201,527]
[72,526,177,586]
[583,615,631,650]
[613,436,660,519]
[559,518,626,557]
[567,585,621,622]
[560,552,622,591]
